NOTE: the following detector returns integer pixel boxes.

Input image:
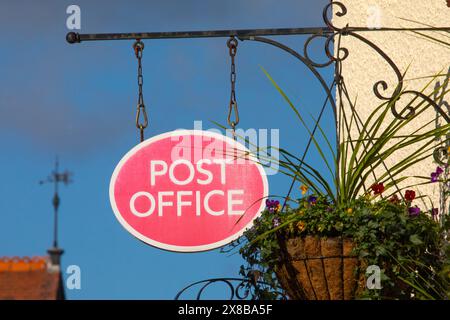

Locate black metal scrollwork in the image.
[322,1,449,164]
[174,278,287,300]
[320,1,449,129]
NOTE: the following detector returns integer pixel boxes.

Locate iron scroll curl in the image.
[174,277,287,300]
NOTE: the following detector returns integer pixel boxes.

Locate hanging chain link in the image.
[227,37,239,135]
[133,39,148,142]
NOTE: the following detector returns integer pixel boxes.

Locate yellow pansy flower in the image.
[300,185,308,195]
[297,221,306,232]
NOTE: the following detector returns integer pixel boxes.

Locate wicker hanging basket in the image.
[276,235,365,300]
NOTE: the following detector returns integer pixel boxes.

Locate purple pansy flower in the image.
[408,206,421,217]
[431,208,439,218]
[431,172,439,183]
[431,166,444,183]
[266,199,280,213]
[431,208,439,221]
[272,217,281,227]
[307,195,317,204]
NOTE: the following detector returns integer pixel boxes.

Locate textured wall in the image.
[333,0,450,210]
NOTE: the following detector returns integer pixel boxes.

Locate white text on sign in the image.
[129,159,245,217]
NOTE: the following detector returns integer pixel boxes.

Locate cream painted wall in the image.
[333,0,450,212]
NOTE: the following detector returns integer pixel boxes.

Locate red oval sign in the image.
[109,130,269,252]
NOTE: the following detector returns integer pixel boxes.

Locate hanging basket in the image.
[276,235,365,300]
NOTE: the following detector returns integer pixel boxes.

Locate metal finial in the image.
[39,157,73,249]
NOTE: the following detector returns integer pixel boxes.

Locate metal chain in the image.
[227,37,239,135]
[133,39,148,142]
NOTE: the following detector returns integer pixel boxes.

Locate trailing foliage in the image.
[239,196,450,299]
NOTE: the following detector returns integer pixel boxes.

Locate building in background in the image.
[334,0,450,213]
[0,159,68,300]
[0,249,64,300]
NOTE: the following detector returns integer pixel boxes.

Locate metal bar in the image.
[342,26,450,32]
[66,26,450,43]
[66,27,330,43]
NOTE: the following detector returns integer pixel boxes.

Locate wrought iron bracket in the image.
[65,2,450,164]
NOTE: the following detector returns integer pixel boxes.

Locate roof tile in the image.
[0,256,64,300]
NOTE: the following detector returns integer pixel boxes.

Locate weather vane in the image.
[39,157,73,250]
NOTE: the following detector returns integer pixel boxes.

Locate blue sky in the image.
[0,0,335,299]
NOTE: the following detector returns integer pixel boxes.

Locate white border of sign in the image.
[109,130,269,252]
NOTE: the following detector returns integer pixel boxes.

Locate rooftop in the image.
[0,256,64,300]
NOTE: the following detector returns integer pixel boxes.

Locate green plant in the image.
[239,195,449,299]
[261,67,450,207]
[228,67,450,300]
